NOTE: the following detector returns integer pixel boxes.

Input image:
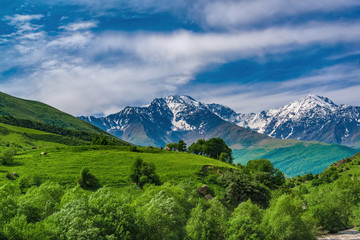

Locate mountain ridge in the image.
[207,94,360,148]
[79,95,357,176]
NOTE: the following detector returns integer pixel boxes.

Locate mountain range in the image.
[79,95,358,176]
[208,94,360,149]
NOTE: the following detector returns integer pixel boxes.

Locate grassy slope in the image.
[187,121,357,177]
[0,123,234,187]
[232,138,358,177]
[0,91,105,134]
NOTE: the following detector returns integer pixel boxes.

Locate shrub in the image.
[130,145,138,152]
[78,167,100,189]
[130,158,161,188]
[5,172,14,180]
[0,150,14,165]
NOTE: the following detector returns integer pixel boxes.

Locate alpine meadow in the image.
[1,0,360,240]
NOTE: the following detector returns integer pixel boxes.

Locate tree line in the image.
[166,138,234,164]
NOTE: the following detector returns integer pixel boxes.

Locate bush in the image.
[186,199,228,240]
[226,200,265,240]
[0,150,14,165]
[5,172,14,180]
[130,158,161,188]
[262,195,316,240]
[78,167,100,189]
[130,145,138,152]
[220,169,271,209]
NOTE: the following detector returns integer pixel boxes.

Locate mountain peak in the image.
[281,94,337,113]
[303,94,336,106]
[165,95,197,104]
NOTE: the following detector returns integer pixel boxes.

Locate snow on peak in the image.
[271,94,338,119]
[163,95,203,131]
[302,94,336,107]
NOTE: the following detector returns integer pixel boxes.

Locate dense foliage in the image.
[130,158,161,188]
[188,138,234,163]
[1,117,360,240]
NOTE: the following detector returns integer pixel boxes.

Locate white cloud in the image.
[59,20,98,31]
[193,64,360,113]
[199,0,360,28]
[94,22,360,65]
[2,15,360,116]
[47,32,93,48]
[4,14,44,24]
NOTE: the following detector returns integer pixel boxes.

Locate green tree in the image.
[262,194,316,240]
[188,138,233,163]
[177,140,187,152]
[244,159,285,189]
[0,150,14,165]
[139,190,187,240]
[226,199,265,240]
[307,178,360,233]
[220,169,271,209]
[166,142,178,151]
[78,167,100,189]
[0,183,18,228]
[186,199,228,240]
[188,139,207,155]
[205,138,232,163]
[130,158,161,188]
[18,182,64,223]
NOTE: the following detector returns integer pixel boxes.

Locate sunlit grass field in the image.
[0,122,233,188]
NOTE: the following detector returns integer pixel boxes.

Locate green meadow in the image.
[0,122,233,189]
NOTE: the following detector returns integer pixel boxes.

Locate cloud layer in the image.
[0,1,360,116]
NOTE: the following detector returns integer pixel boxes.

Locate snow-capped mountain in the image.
[208,95,360,148]
[79,95,267,147]
[79,95,358,176]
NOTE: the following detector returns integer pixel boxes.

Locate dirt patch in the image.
[318,228,360,240]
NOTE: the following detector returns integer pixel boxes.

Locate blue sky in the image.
[1,0,360,116]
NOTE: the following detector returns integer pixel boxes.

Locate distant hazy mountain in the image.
[79,95,357,176]
[208,94,360,149]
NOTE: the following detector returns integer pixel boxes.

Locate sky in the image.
[0,0,360,116]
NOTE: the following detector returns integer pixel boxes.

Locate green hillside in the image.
[0,91,105,134]
[1,119,360,239]
[0,122,233,187]
[232,138,358,177]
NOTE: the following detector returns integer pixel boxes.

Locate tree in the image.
[0,150,14,165]
[186,199,228,240]
[166,143,178,151]
[188,138,233,163]
[205,138,232,163]
[219,169,271,209]
[262,194,316,240]
[130,158,161,188]
[244,159,285,189]
[188,139,207,155]
[139,191,187,240]
[226,199,265,240]
[307,178,360,233]
[177,140,186,152]
[78,167,100,189]
[18,182,64,223]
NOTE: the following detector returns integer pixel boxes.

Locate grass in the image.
[0,91,105,134]
[0,122,234,188]
[0,146,233,188]
[233,140,358,177]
